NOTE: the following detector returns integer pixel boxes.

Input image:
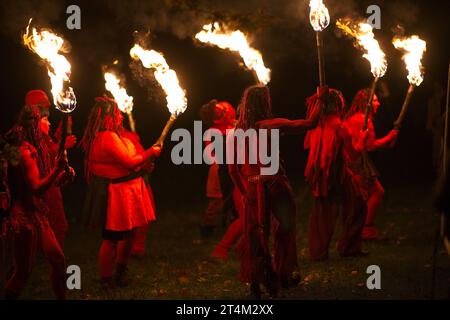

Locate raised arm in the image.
[103,132,161,170]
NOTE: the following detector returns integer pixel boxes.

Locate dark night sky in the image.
[0,0,449,215]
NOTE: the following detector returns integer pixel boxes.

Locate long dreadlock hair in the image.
[306,88,346,120]
[5,105,53,178]
[80,96,124,179]
[236,85,272,130]
[345,88,372,119]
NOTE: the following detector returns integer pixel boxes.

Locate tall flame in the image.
[393,35,426,86]
[309,0,330,32]
[104,72,134,114]
[130,44,187,117]
[23,19,76,113]
[336,20,387,78]
[195,23,271,85]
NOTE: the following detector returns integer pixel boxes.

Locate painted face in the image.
[372,94,381,113]
[39,116,51,135]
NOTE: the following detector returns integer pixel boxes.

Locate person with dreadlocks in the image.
[24,90,77,248]
[343,89,398,241]
[2,105,70,300]
[258,87,348,261]
[228,84,302,299]
[80,96,161,289]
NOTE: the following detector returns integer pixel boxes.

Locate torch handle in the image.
[127,112,136,133]
[363,77,379,131]
[394,84,415,130]
[154,115,177,148]
[57,114,71,175]
[316,32,325,87]
[58,114,69,157]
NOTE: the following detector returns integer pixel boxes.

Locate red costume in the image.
[24,90,76,247]
[121,130,157,256]
[200,100,239,239]
[2,106,67,300]
[343,90,398,241]
[229,85,298,298]
[81,97,160,288]
[302,89,365,260]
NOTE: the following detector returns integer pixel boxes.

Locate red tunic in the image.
[88,131,155,231]
[304,114,343,198]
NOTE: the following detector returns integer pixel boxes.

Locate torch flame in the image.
[195,23,271,85]
[336,20,387,78]
[22,19,76,113]
[393,35,426,86]
[104,72,134,114]
[309,0,330,32]
[130,44,187,117]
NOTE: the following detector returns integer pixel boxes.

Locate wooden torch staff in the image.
[127,112,136,133]
[394,84,415,130]
[154,114,177,147]
[316,32,325,86]
[363,77,379,130]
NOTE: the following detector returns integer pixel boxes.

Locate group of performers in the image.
[199,84,398,298]
[0,80,399,300]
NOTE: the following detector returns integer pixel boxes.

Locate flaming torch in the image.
[104,71,136,132]
[336,20,387,129]
[23,19,77,157]
[392,35,427,129]
[130,44,187,147]
[309,0,330,86]
[195,23,271,85]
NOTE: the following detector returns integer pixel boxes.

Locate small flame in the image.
[336,20,387,78]
[393,35,426,86]
[130,44,187,117]
[309,0,330,32]
[23,19,76,113]
[104,72,134,114]
[195,23,271,85]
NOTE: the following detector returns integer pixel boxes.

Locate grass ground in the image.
[3,183,450,300]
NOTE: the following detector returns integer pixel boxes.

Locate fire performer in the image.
[229,85,300,299]
[343,89,399,241]
[198,100,238,239]
[104,71,155,257]
[24,90,76,247]
[80,96,161,288]
[2,105,70,300]
[259,87,348,261]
